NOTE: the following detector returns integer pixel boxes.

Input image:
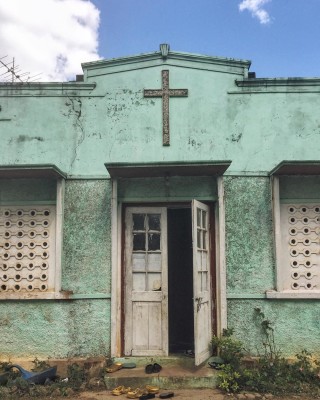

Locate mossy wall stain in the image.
[0,300,110,358]
[63,180,111,294]
[228,300,320,357]
[224,177,275,293]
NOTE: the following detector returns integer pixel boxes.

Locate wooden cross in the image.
[144,70,188,146]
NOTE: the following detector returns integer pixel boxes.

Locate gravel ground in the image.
[64,388,320,400]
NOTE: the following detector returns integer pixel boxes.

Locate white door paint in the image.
[124,207,168,356]
[192,200,212,366]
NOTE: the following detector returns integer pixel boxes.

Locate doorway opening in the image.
[168,207,194,354]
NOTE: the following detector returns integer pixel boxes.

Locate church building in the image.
[0,44,319,365]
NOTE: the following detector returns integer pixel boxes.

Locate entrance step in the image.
[104,356,218,390]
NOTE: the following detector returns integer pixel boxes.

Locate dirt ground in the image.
[64,388,319,400]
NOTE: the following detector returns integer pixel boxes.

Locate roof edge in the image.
[105,161,232,178]
[236,77,320,87]
[270,161,320,175]
[82,50,251,70]
[0,164,66,179]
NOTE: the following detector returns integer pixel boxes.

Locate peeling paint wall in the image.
[228,300,320,357]
[224,177,274,294]
[0,300,110,358]
[1,52,320,359]
[63,180,111,293]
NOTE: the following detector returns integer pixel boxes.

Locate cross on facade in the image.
[144,70,188,146]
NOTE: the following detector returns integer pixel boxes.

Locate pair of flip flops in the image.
[145,363,162,374]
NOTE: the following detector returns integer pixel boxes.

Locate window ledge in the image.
[0,292,111,300]
[266,290,320,299]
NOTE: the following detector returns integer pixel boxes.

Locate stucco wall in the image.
[0,179,112,359]
[228,299,320,357]
[63,180,112,294]
[0,300,110,359]
[225,176,275,294]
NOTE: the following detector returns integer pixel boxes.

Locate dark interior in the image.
[168,208,194,353]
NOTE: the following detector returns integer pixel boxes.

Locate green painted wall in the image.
[0,179,112,359]
[228,300,320,357]
[0,300,110,358]
[224,177,275,294]
[118,176,217,201]
[1,50,320,359]
[0,179,56,203]
[62,180,111,294]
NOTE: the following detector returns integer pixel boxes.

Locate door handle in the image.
[195,297,203,312]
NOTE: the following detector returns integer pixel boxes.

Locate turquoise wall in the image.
[1,50,320,358]
[63,180,111,294]
[0,300,110,358]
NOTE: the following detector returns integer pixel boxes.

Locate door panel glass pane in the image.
[197,209,201,227]
[197,229,201,248]
[148,214,161,231]
[133,214,145,230]
[197,251,202,270]
[201,251,207,270]
[148,233,160,251]
[202,231,207,250]
[133,272,146,291]
[132,253,146,271]
[147,272,162,291]
[133,233,146,251]
[201,272,208,292]
[202,210,206,229]
[148,253,161,271]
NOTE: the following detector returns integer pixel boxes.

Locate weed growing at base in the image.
[212,308,320,395]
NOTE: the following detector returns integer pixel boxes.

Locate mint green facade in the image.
[0,47,320,359]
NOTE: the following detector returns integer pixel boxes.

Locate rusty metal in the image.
[144,70,188,146]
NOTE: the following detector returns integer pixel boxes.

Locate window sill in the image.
[266,290,320,299]
[0,292,111,300]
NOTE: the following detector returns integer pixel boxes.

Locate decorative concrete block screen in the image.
[0,206,56,296]
[281,204,320,291]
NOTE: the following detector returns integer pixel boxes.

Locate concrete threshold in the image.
[104,355,218,390]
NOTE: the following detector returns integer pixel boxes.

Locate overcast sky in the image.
[0,0,319,82]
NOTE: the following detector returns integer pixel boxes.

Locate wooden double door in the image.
[123,201,213,366]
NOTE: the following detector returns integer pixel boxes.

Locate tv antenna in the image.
[0,56,42,83]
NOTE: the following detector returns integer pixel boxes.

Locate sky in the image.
[0,0,320,82]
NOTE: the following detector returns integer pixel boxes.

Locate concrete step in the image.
[104,356,218,390]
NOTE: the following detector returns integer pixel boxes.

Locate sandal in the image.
[145,363,162,374]
[111,386,125,396]
[140,394,155,400]
[159,392,174,399]
[152,363,162,373]
[127,388,147,399]
[106,362,123,373]
[145,385,159,394]
[145,364,153,374]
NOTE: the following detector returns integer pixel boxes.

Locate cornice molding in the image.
[0,82,96,96]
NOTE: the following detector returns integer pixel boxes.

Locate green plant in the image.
[211,328,244,368]
[31,357,51,372]
[254,307,280,360]
[67,363,87,389]
[216,364,241,393]
[213,311,320,396]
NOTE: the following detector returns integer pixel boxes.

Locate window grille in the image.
[0,206,56,295]
[280,204,320,291]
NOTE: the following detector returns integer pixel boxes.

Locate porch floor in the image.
[104,355,218,390]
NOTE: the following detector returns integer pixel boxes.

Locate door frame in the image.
[110,177,227,358]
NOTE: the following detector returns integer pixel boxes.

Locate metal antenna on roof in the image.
[0,56,42,83]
